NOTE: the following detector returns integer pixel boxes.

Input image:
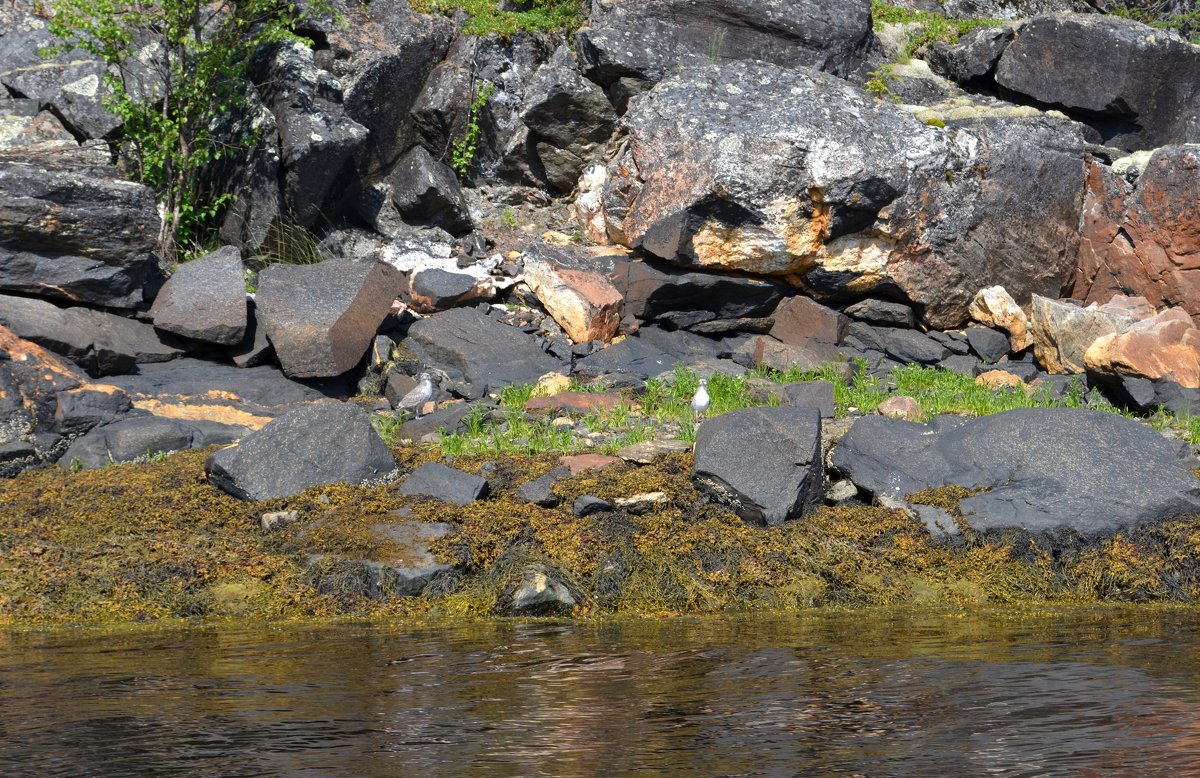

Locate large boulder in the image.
[575,0,873,91]
[403,308,568,398]
[1074,148,1200,319]
[205,402,397,501]
[833,408,1200,535]
[0,294,185,377]
[593,60,1086,328]
[216,87,284,254]
[257,41,369,228]
[0,28,118,140]
[692,405,823,526]
[523,244,623,343]
[993,14,1200,151]
[385,146,472,234]
[150,246,248,345]
[0,159,164,309]
[255,259,404,378]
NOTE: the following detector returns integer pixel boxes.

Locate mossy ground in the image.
[4,442,1200,629]
[410,0,582,37]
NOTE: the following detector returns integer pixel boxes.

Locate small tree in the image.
[48,0,329,259]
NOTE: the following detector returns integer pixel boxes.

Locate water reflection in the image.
[1,611,1199,776]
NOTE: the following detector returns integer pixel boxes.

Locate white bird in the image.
[691,378,710,419]
[397,372,434,418]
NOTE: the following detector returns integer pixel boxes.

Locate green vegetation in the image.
[865,65,902,102]
[451,81,496,179]
[1110,2,1200,43]
[411,0,583,37]
[871,1,1003,61]
[47,0,332,259]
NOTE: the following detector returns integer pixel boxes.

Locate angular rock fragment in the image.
[1029,294,1153,374]
[524,253,623,343]
[396,462,489,506]
[1085,308,1200,389]
[387,145,472,234]
[150,246,248,345]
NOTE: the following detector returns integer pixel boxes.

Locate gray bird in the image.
[690,377,710,419]
[398,372,434,418]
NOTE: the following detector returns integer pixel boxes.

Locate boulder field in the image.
[4,0,1200,621]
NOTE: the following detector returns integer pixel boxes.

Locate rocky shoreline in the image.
[4,0,1200,624]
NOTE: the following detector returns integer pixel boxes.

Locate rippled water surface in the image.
[3,611,1200,776]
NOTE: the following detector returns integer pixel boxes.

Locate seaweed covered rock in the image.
[205,402,396,501]
[61,415,243,470]
[396,462,489,506]
[832,408,1200,535]
[692,405,823,526]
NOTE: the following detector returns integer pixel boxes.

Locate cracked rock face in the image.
[592,60,1088,328]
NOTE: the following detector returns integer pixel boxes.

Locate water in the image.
[2,611,1200,776]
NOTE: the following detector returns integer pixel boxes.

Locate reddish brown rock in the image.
[1084,308,1200,388]
[524,256,623,343]
[1029,294,1153,374]
[559,453,620,475]
[525,391,625,414]
[768,296,848,350]
[876,395,923,421]
[1074,149,1200,320]
[752,336,831,374]
[975,370,1025,392]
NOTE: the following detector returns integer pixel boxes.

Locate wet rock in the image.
[256,259,404,378]
[524,248,623,344]
[1075,149,1200,319]
[779,380,835,418]
[1029,294,1153,375]
[832,408,1200,536]
[257,41,368,228]
[0,294,186,377]
[150,246,248,346]
[205,402,396,500]
[506,563,577,615]
[1084,308,1200,389]
[993,14,1200,150]
[575,0,873,89]
[613,257,787,333]
[573,495,613,518]
[387,146,472,235]
[843,299,916,328]
[517,466,569,507]
[404,308,567,398]
[62,415,243,470]
[970,286,1033,352]
[0,159,164,309]
[965,326,1010,364]
[397,462,489,507]
[692,405,823,526]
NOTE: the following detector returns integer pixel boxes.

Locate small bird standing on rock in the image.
[691,378,710,419]
[398,372,434,418]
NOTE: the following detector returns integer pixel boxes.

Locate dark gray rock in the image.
[506,562,578,615]
[0,325,84,470]
[400,400,488,441]
[992,360,1040,381]
[396,462,489,506]
[966,325,1010,364]
[0,28,118,139]
[779,380,835,418]
[845,323,949,365]
[256,259,404,378]
[150,246,248,345]
[613,256,787,332]
[404,308,567,398]
[928,329,971,355]
[573,494,613,518]
[575,0,873,89]
[53,385,134,436]
[257,41,368,228]
[517,466,569,507]
[406,268,481,311]
[832,408,1200,535]
[938,354,983,377]
[387,146,472,235]
[229,300,275,368]
[843,299,916,329]
[0,294,186,377]
[206,402,397,501]
[926,26,1014,85]
[216,87,282,254]
[692,405,823,526]
[61,415,243,470]
[365,520,457,595]
[994,14,1200,151]
[0,159,164,309]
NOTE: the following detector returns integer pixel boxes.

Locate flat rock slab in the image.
[256,259,403,378]
[560,454,620,476]
[396,462,489,506]
[525,391,624,414]
[61,415,243,470]
[150,246,247,345]
[616,438,692,464]
[779,380,835,418]
[517,466,570,507]
[404,308,567,398]
[832,408,1200,536]
[366,520,457,596]
[206,402,397,501]
[104,359,329,430]
[692,406,824,526]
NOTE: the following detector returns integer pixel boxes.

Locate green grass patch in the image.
[411,0,583,37]
[871,1,1004,60]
